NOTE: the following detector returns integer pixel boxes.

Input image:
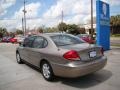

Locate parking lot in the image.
[0,43,120,90]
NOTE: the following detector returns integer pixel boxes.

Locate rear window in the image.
[50,34,85,46]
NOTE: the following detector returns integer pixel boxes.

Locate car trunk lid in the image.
[60,43,103,62]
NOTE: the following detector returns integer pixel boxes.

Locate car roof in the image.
[27,33,69,37]
[44,33,68,36]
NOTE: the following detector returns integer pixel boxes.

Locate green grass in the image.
[111,34,120,37]
[111,44,120,47]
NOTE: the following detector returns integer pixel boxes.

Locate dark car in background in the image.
[2,36,12,43]
[77,34,95,44]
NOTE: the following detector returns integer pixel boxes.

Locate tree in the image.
[44,27,59,33]
[16,29,23,35]
[0,27,8,37]
[79,28,86,34]
[67,24,80,35]
[37,27,43,33]
[9,32,15,38]
[110,15,120,34]
[58,22,67,32]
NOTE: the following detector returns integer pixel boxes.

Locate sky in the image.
[0,0,120,32]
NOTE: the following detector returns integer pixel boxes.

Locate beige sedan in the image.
[16,33,107,81]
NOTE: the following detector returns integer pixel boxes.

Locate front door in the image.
[27,36,48,67]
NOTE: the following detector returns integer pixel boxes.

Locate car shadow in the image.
[24,63,112,88]
[53,69,112,88]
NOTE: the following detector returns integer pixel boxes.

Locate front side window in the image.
[24,36,35,47]
[32,36,48,48]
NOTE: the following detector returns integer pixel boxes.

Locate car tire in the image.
[41,61,54,81]
[16,52,23,64]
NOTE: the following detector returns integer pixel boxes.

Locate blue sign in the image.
[96,0,110,50]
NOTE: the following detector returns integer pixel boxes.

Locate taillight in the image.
[63,50,80,61]
[101,47,104,55]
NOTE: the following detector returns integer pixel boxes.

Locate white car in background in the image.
[15,35,26,43]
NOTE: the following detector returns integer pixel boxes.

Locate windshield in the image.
[50,34,85,46]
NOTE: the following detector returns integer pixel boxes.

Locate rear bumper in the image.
[52,56,107,78]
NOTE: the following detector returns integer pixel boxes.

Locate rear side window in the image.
[32,36,48,48]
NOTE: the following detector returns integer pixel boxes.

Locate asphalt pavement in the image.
[0,43,120,90]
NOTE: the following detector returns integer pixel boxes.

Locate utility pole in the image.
[61,10,64,23]
[23,0,27,36]
[91,0,94,39]
[61,10,64,33]
[22,17,24,35]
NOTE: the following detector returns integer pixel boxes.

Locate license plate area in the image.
[89,51,96,58]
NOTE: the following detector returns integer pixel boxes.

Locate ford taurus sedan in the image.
[16,33,107,81]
